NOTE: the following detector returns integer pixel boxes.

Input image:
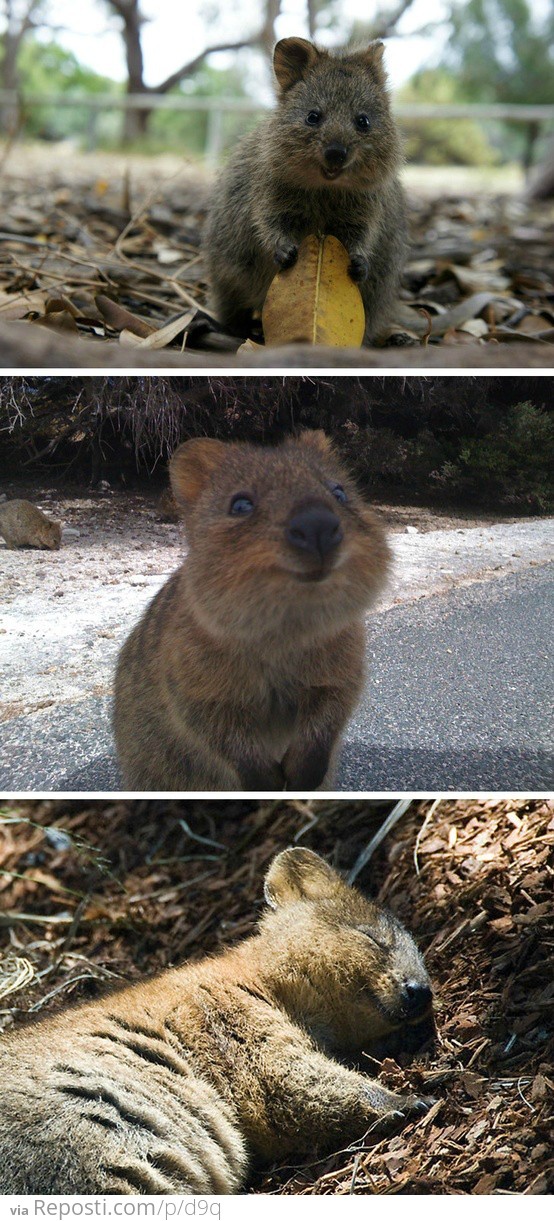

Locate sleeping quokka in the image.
[113,430,390,792]
[0,848,435,1194]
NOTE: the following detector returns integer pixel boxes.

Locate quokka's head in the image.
[169,431,390,644]
[260,847,435,1062]
[269,38,401,191]
[38,518,62,550]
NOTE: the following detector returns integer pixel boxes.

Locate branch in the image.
[153,37,261,96]
[149,0,284,94]
[353,0,418,41]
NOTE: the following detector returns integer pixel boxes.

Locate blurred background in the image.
[1,0,554,195]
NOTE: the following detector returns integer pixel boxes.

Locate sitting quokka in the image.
[0,848,435,1195]
[205,37,406,344]
[0,499,61,549]
[113,430,390,792]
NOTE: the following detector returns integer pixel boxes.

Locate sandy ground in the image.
[1,142,525,197]
[1,487,553,724]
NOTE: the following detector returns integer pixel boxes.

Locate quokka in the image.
[0,848,435,1195]
[205,38,406,344]
[113,430,390,792]
[0,499,61,550]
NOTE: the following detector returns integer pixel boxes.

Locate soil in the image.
[0,797,552,1195]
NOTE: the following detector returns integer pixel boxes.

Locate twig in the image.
[414,799,441,876]
[178,819,226,851]
[347,799,413,885]
[28,970,110,1012]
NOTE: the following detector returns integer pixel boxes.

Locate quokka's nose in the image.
[324,142,348,168]
[286,504,343,560]
[403,980,433,1019]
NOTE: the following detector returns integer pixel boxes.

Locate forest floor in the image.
[0,797,552,1194]
[0,144,552,365]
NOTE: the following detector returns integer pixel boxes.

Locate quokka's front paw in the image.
[369,1095,435,1138]
[348,254,369,283]
[396,1093,437,1118]
[274,241,298,270]
[282,742,330,792]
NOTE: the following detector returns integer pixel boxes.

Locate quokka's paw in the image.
[370,1095,435,1138]
[274,241,299,269]
[348,255,369,283]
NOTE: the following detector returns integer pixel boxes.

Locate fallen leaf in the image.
[262,235,365,348]
[96,294,154,338]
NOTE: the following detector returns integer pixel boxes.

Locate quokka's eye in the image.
[306,109,323,126]
[331,484,348,504]
[358,926,388,951]
[229,494,255,516]
[355,112,371,132]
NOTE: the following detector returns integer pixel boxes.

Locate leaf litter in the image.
[0,796,552,1194]
[0,154,553,354]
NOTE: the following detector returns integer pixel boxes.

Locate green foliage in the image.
[12,37,119,142]
[434,401,554,510]
[147,64,256,157]
[399,69,498,166]
[446,0,554,105]
[1,378,552,514]
[443,0,554,165]
[10,38,257,153]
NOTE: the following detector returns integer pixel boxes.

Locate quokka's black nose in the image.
[403,980,433,1019]
[286,505,343,560]
[324,142,348,168]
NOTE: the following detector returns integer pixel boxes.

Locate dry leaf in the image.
[96,294,154,339]
[262,235,365,348]
[430,292,497,335]
[134,310,195,349]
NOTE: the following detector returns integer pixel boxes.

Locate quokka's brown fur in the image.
[0,499,61,550]
[113,430,390,792]
[0,848,435,1195]
[205,37,406,344]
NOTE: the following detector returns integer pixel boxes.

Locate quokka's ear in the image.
[354,40,387,83]
[297,429,334,458]
[169,438,229,507]
[264,848,342,909]
[274,38,320,92]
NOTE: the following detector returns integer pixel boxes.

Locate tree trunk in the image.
[105,0,151,142]
[528,139,554,201]
[0,0,42,131]
[0,30,21,131]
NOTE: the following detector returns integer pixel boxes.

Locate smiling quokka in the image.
[0,848,435,1195]
[205,38,406,343]
[113,430,390,792]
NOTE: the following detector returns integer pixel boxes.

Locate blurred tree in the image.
[0,0,47,129]
[444,0,554,170]
[528,140,554,199]
[147,63,254,156]
[102,0,284,143]
[16,38,115,140]
[103,0,426,144]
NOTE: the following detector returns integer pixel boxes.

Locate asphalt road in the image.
[1,565,552,793]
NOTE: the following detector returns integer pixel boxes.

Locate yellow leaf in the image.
[262,235,365,348]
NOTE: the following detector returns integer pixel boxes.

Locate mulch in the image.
[0,796,552,1195]
[0,160,553,357]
